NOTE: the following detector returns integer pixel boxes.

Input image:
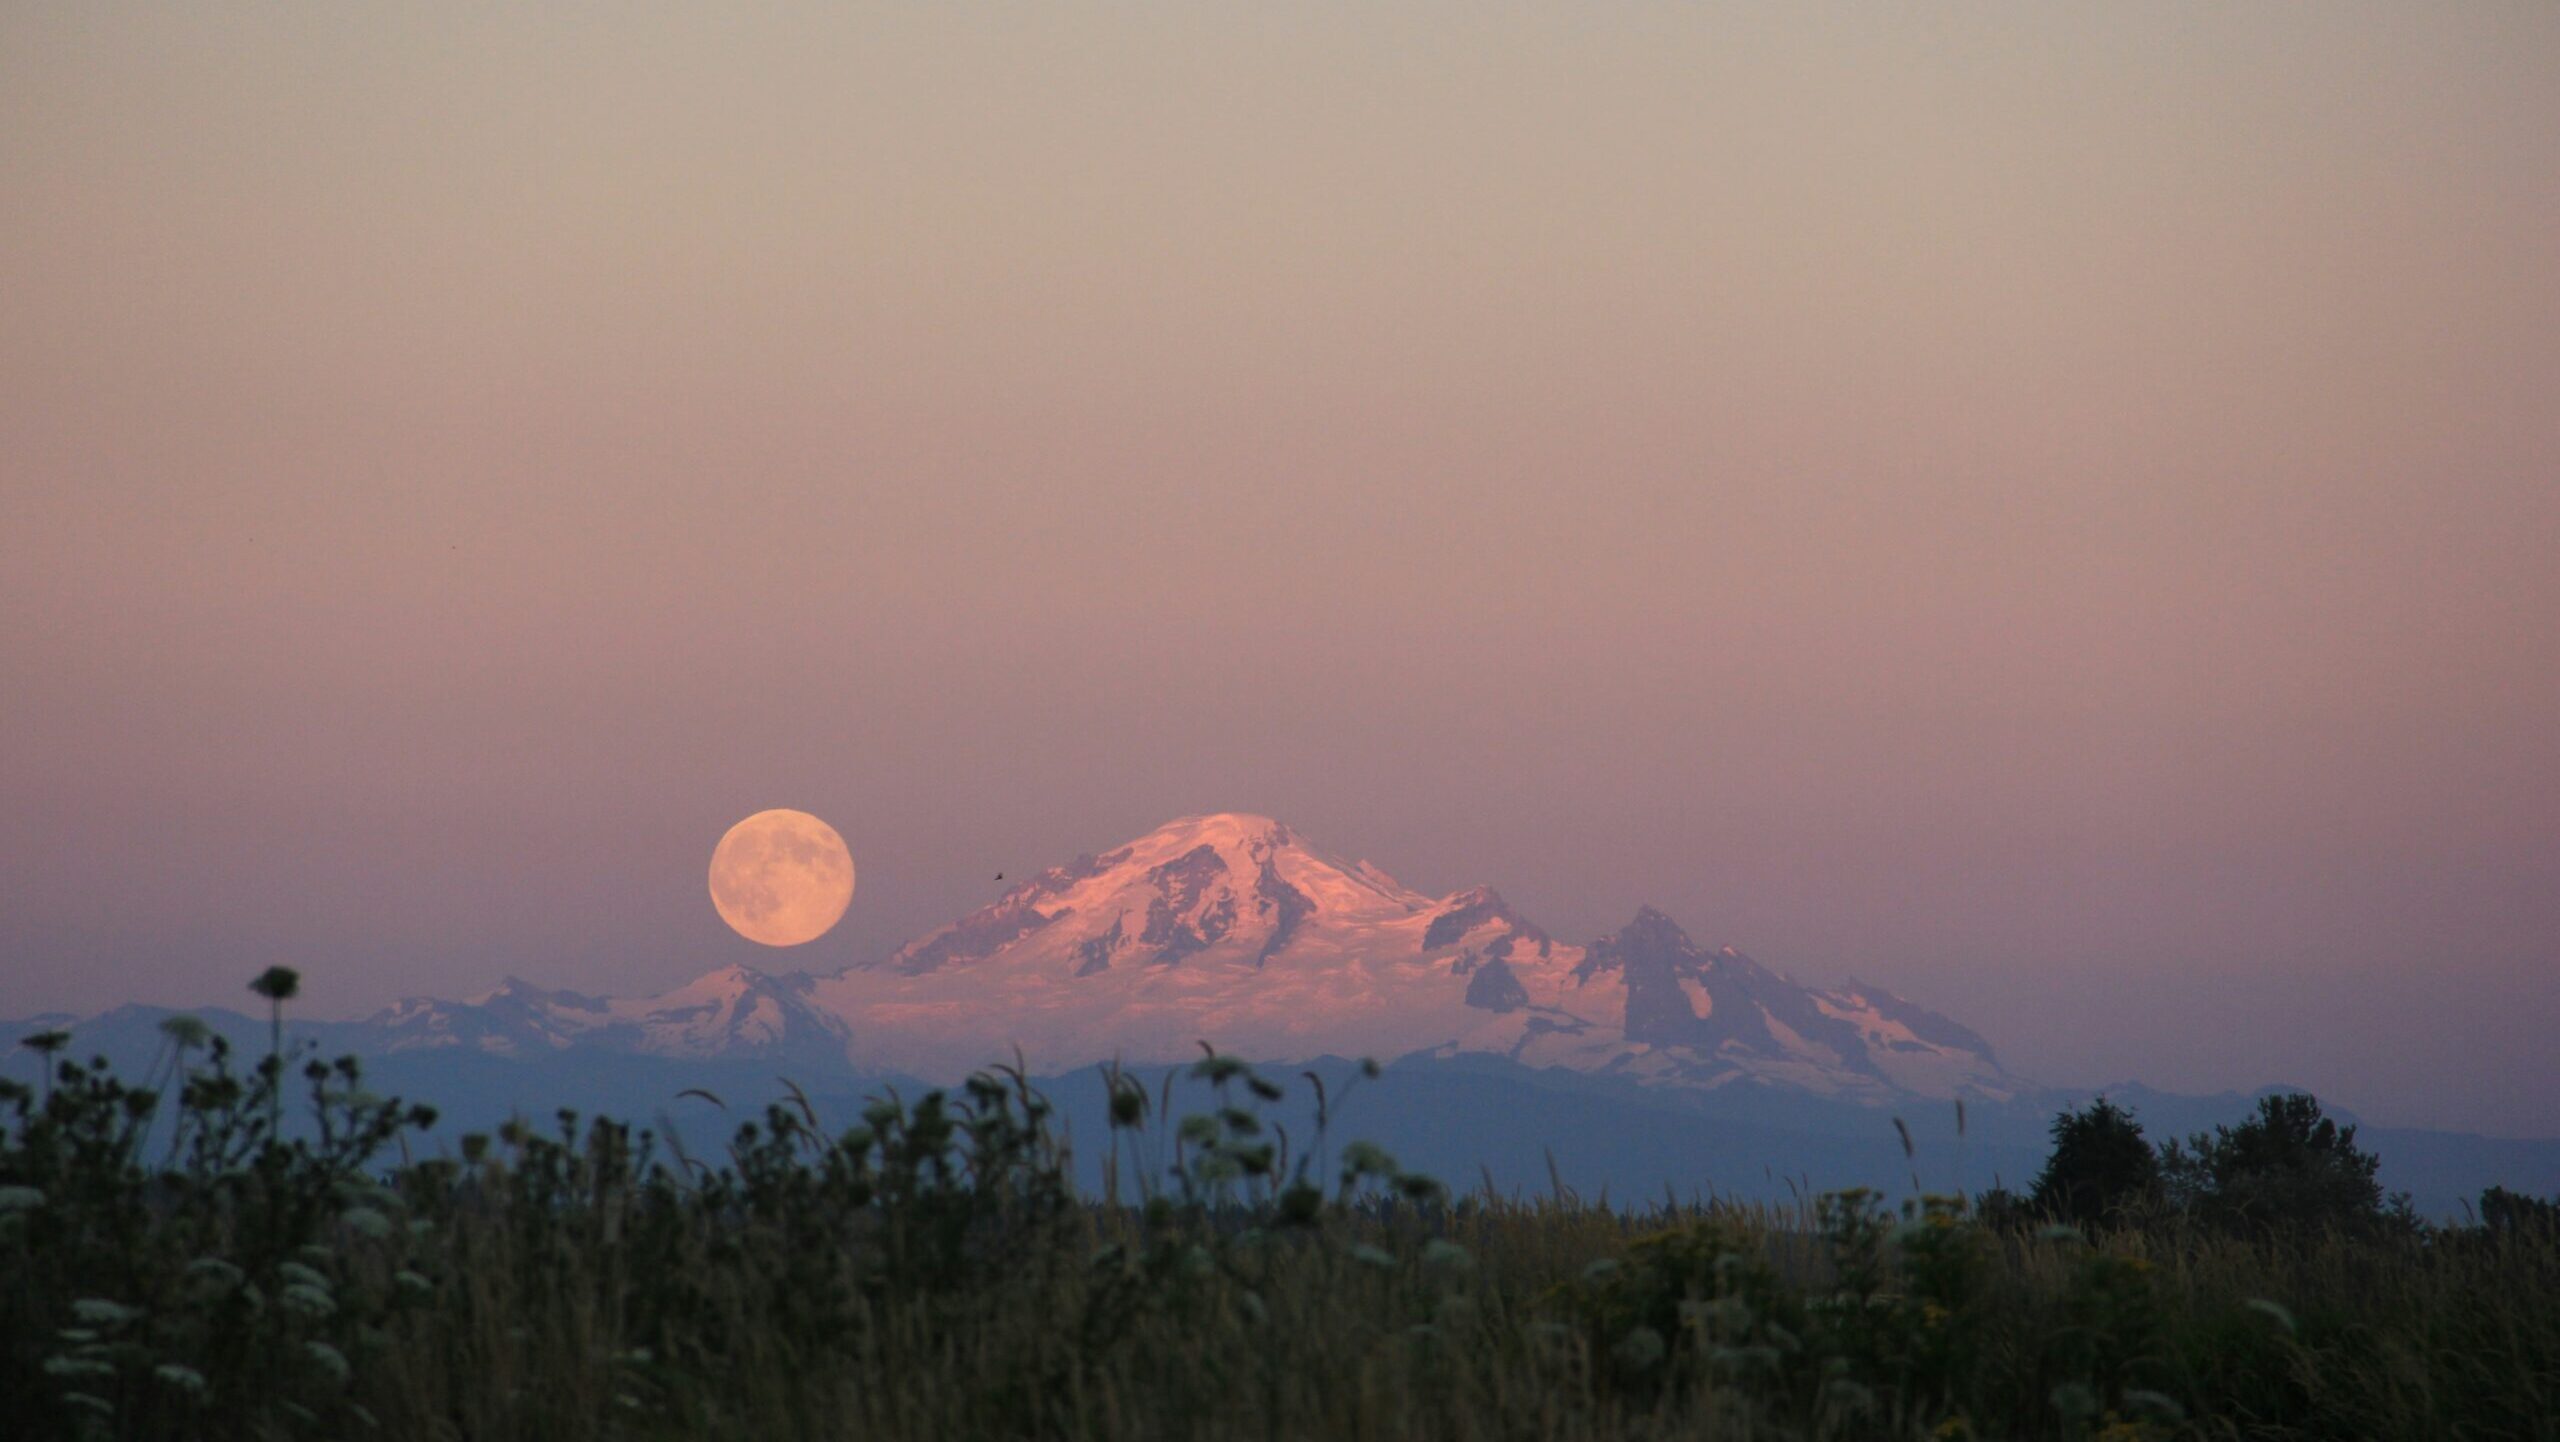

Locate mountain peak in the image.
[340,814,2017,1104]
[1610,905,1699,954]
[1138,811,1292,850]
[863,813,1434,979]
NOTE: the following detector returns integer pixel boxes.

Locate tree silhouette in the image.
[2026,1097,2160,1228]
[2479,1185,2559,1239]
[2160,1092,2391,1236]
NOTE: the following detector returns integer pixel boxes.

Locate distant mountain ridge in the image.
[346,812,2019,1103]
[13,816,2559,1219]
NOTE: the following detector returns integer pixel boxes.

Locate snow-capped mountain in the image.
[365,965,851,1068]
[800,812,1589,1078]
[1503,906,2015,1100]
[358,813,2018,1101]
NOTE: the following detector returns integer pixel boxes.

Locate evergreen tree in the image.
[2026,1097,2159,1227]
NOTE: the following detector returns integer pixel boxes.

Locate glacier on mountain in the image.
[361,813,2019,1103]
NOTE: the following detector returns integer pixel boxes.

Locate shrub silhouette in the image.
[2479,1185,2559,1238]
[2026,1096,2160,1228]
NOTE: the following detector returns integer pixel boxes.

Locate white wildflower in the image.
[1421,1239,1473,1273]
[280,1283,335,1319]
[155,1363,209,1398]
[71,1298,139,1327]
[304,1340,351,1385]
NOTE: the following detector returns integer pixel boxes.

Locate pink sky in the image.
[3,3,2556,1134]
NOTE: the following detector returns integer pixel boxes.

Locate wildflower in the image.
[341,1206,393,1240]
[0,1186,43,1213]
[155,1363,209,1398]
[1396,1172,1446,1204]
[45,1356,117,1380]
[249,966,301,1003]
[1611,1326,1667,1373]
[1349,1243,1396,1269]
[1340,1141,1397,1178]
[280,1284,336,1319]
[305,1340,351,1385]
[279,1261,331,1292]
[1191,1051,1249,1085]
[1277,1182,1323,1225]
[71,1299,140,1327]
[159,1014,212,1049]
[1421,1239,1474,1273]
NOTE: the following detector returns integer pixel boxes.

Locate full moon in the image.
[707,809,856,947]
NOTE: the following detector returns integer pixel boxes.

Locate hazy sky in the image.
[4,3,2555,1135]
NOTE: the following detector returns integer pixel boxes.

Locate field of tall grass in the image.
[4,979,2554,1441]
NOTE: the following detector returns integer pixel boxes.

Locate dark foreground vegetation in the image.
[5,973,2556,1441]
